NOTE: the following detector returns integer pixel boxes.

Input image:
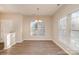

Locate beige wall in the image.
[23,16,52,40]
[52,4,79,54]
[0,13,23,49]
[0,14,53,41]
[0,13,52,49]
[52,4,79,40]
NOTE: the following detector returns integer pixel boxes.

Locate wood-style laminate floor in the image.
[0,40,67,55]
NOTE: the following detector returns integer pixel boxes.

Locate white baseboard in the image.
[24,39,52,40]
[52,39,73,55]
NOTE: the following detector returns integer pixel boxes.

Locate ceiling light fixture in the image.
[35,8,40,22]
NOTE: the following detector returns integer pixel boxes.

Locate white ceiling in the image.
[0,4,62,16]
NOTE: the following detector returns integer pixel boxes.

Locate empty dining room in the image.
[0,4,79,55]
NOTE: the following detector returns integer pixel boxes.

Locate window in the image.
[58,16,67,44]
[31,20,45,36]
[58,10,79,53]
[70,11,79,50]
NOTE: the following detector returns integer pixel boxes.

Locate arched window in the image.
[31,20,45,36]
